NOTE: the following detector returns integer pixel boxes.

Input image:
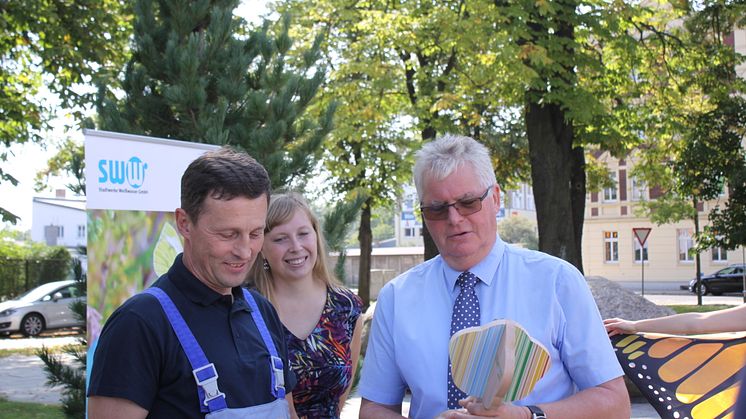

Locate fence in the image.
[330,247,425,298]
[0,258,71,300]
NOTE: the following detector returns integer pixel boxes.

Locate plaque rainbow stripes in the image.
[448,319,551,409]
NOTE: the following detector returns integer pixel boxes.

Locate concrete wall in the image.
[329,247,424,298]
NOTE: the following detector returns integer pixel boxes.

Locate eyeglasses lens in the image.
[421,186,491,221]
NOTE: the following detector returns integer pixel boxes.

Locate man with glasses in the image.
[358,134,629,418]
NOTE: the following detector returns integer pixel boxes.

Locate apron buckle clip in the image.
[193,363,225,405]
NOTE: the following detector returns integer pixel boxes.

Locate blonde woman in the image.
[249,193,363,419]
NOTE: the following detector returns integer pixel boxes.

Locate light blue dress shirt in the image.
[358,235,623,418]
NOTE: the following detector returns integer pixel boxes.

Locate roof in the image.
[32,197,86,212]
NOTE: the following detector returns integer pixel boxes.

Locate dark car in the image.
[688,264,746,296]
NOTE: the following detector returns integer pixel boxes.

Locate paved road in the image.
[0,335,81,405]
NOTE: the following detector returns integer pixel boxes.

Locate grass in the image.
[667,304,734,314]
[0,397,65,419]
[0,344,84,359]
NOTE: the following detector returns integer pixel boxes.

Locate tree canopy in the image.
[1,0,131,223]
[97,0,334,189]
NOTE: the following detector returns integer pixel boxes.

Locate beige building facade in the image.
[582,151,745,285]
[584,26,746,285]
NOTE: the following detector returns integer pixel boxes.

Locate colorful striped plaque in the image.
[448,319,551,409]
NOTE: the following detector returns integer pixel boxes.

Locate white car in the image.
[0,280,86,337]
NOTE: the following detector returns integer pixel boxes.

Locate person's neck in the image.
[272,274,321,297]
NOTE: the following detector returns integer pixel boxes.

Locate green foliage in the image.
[87,210,165,332]
[668,304,734,314]
[34,138,85,196]
[498,216,538,250]
[1,0,132,223]
[37,258,86,419]
[97,1,332,189]
[371,211,395,244]
[37,343,86,418]
[0,236,71,298]
[322,193,365,283]
[634,2,746,252]
[29,246,72,283]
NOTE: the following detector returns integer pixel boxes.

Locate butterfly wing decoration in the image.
[611,332,746,419]
[153,221,182,277]
[449,319,551,409]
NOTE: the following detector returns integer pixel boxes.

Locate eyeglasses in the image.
[420,186,493,221]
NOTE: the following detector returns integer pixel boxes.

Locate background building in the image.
[31,190,86,249]
[583,150,745,284]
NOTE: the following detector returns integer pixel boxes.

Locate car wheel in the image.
[21,313,45,337]
[695,283,709,296]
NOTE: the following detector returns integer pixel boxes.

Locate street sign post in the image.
[633,228,652,297]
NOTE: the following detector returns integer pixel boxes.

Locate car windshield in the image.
[15,282,71,302]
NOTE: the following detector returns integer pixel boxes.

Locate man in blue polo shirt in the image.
[358,134,630,418]
[88,147,296,418]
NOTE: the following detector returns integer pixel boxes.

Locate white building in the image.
[31,190,86,248]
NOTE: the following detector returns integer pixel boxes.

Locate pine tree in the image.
[97,0,333,189]
[37,257,87,418]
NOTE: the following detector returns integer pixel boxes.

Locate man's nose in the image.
[447,205,465,223]
[233,236,253,259]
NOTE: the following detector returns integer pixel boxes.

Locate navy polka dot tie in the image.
[447,271,481,409]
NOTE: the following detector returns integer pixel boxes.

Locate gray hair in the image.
[413,134,497,201]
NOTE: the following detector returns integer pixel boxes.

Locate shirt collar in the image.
[169,253,246,307]
[443,235,505,291]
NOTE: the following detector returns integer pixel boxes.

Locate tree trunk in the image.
[693,199,702,306]
[423,223,438,261]
[526,101,584,272]
[570,146,586,270]
[358,197,373,310]
[421,126,440,261]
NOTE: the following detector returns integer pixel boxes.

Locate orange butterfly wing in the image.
[611,333,746,419]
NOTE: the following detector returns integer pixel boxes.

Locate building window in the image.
[603,172,618,202]
[631,177,647,201]
[677,229,694,262]
[634,240,648,263]
[405,228,417,237]
[77,225,86,239]
[58,225,64,238]
[711,247,727,262]
[604,231,619,262]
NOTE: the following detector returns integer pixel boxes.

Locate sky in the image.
[0,0,270,234]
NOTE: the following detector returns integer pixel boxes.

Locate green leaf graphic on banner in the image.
[154,222,182,277]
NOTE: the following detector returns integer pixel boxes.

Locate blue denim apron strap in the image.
[143,287,228,414]
[242,288,286,400]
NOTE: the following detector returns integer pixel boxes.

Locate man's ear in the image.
[175,208,192,239]
[492,184,501,210]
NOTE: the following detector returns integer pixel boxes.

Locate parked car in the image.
[688,264,746,296]
[0,280,85,337]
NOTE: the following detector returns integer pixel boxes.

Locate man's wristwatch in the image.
[527,405,546,419]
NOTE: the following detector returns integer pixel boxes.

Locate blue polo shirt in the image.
[88,254,296,418]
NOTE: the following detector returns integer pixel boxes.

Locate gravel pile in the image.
[587,276,675,321]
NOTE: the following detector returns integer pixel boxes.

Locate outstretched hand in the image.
[603,318,637,336]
